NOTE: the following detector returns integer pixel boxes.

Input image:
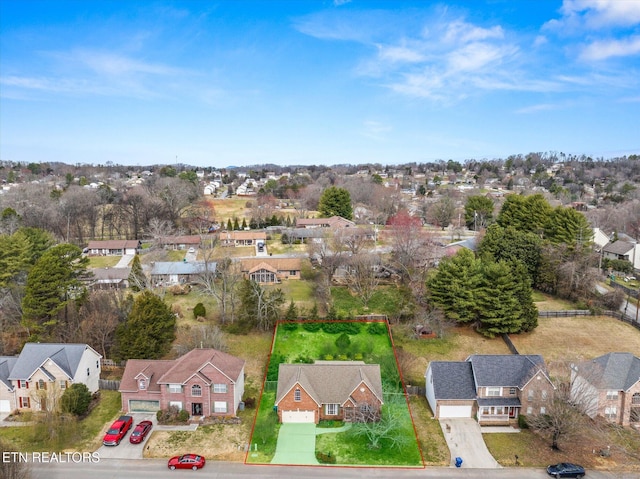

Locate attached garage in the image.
[0,400,11,413]
[128,399,160,412]
[438,404,473,418]
[281,410,315,423]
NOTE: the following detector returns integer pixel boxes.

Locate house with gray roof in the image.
[0,357,19,413]
[150,261,216,286]
[425,354,554,425]
[274,361,383,423]
[5,343,101,412]
[570,352,640,427]
[602,240,640,271]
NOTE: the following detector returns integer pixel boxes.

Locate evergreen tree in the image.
[427,249,481,325]
[510,260,538,332]
[475,260,524,337]
[464,195,494,230]
[115,290,176,359]
[309,302,319,320]
[233,217,240,230]
[22,243,89,340]
[478,224,542,282]
[60,383,92,416]
[496,193,552,235]
[544,206,593,248]
[318,186,353,220]
[284,300,298,321]
[226,218,233,231]
[128,255,147,292]
[241,218,247,230]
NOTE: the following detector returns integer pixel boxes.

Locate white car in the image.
[188,247,195,253]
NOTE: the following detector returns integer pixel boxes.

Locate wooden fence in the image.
[99,379,121,390]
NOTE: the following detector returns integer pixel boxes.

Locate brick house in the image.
[239,257,301,283]
[571,352,640,427]
[119,348,245,417]
[425,354,555,425]
[274,361,383,424]
[295,216,355,229]
[87,240,141,256]
[2,343,101,413]
[219,230,266,247]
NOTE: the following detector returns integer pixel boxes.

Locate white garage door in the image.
[281,410,315,423]
[0,400,10,412]
[129,399,160,412]
[439,405,472,418]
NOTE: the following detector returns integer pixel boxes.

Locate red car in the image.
[129,420,153,444]
[102,415,133,446]
[168,454,206,470]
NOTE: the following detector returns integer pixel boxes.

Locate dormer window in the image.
[138,379,146,390]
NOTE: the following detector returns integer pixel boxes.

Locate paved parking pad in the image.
[271,423,319,465]
[439,418,500,468]
[96,413,156,460]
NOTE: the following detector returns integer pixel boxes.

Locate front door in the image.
[192,403,203,416]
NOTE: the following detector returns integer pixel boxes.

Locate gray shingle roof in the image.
[429,362,476,400]
[150,261,216,275]
[8,343,100,381]
[467,354,547,388]
[275,361,383,406]
[578,352,640,391]
[602,240,635,255]
[0,357,18,388]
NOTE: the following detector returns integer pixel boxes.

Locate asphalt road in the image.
[24,459,640,479]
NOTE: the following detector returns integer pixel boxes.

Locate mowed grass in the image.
[87,256,121,268]
[247,321,422,466]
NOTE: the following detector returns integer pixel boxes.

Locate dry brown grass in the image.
[511,315,640,364]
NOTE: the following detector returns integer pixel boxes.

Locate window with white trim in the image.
[19,397,30,408]
[37,379,46,390]
[59,380,66,390]
[486,387,501,397]
[632,393,640,405]
[18,380,28,389]
[526,406,533,415]
[191,384,202,397]
[606,390,619,400]
[213,383,227,393]
[528,390,534,400]
[541,390,548,401]
[214,401,227,413]
[294,388,301,402]
[325,404,339,415]
[509,387,516,395]
[168,384,182,393]
[540,407,546,414]
[605,406,617,419]
[169,401,183,410]
[138,379,146,390]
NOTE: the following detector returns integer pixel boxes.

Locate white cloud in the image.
[516,103,559,114]
[447,42,515,72]
[580,35,640,60]
[443,20,504,44]
[560,0,640,29]
[376,44,426,63]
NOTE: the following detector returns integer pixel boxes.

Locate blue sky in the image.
[1,0,639,168]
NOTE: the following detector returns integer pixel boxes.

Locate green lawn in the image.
[331,285,410,318]
[87,256,120,268]
[247,321,422,466]
[0,390,121,452]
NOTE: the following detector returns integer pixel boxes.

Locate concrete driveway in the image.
[439,419,500,468]
[95,413,156,459]
[271,423,319,465]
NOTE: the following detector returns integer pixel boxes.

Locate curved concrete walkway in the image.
[439,418,500,468]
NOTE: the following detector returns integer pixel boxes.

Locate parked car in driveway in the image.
[103,415,133,446]
[168,454,206,470]
[547,462,586,478]
[129,420,153,444]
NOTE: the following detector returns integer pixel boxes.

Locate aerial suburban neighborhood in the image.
[2,1,640,479]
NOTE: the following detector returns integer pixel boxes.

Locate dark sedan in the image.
[168,454,206,470]
[129,420,153,444]
[547,462,586,478]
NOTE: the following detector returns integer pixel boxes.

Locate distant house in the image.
[87,240,141,256]
[570,352,640,427]
[88,267,130,290]
[3,343,101,412]
[425,354,554,424]
[119,348,245,417]
[295,216,355,229]
[0,357,19,413]
[219,230,267,247]
[239,257,301,283]
[444,237,478,255]
[150,261,216,286]
[159,235,201,250]
[275,361,383,423]
[601,240,640,271]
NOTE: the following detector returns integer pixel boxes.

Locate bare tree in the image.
[196,257,241,323]
[79,290,130,358]
[346,253,381,308]
[0,438,31,479]
[174,324,227,356]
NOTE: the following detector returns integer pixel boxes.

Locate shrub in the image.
[321,321,361,335]
[302,321,322,332]
[367,322,387,335]
[243,397,256,409]
[518,414,529,429]
[353,352,364,361]
[157,406,189,425]
[266,354,285,381]
[293,355,314,364]
[316,451,337,464]
[335,333,351,352]
[281,322,299,332]
[178,409,189,422]
[323,354,334,360]
[193,302,206,319]
[60,383,92,416]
